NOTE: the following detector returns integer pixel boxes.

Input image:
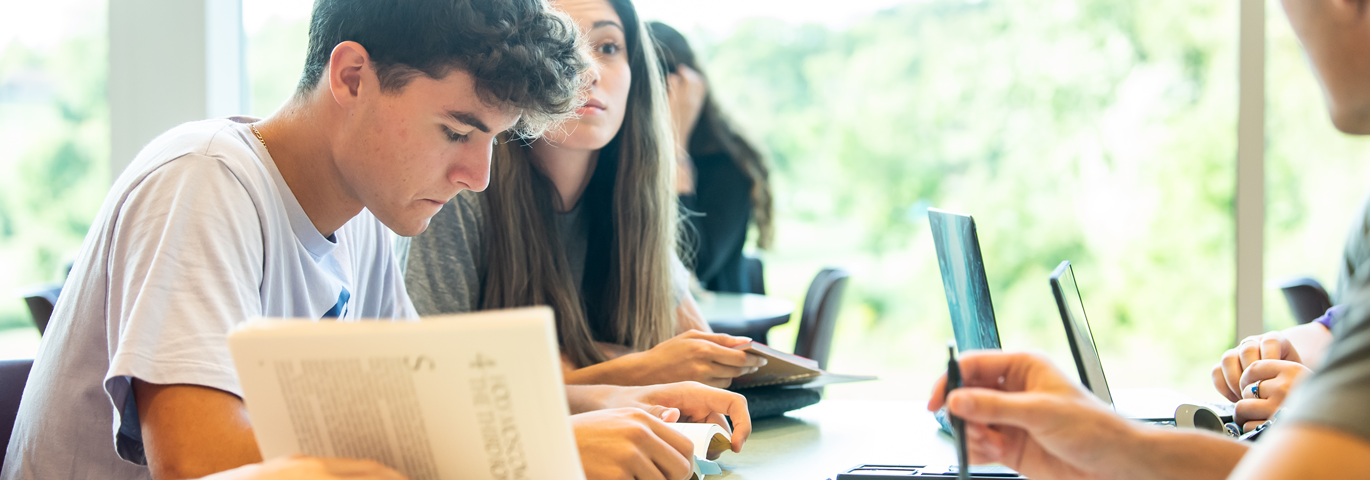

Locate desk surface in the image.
[713,400,960,480]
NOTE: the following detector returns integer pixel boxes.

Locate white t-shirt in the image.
[2,117,416,480]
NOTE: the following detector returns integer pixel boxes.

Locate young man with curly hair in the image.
[1,1,748,479]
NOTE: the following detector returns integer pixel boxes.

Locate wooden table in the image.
[700,293,796,345]
[711,400,962,480]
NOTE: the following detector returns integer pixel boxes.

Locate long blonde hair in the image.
[480,0,678,368]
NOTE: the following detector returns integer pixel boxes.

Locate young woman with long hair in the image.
[402,0,766,389]
[649,21,775,293]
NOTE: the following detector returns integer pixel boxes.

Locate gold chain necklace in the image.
[250,123,267,148]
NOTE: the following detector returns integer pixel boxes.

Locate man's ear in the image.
[327,41,371,109]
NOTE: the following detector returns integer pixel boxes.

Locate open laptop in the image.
[1050,260,1233,422]
[927,208,1003,352]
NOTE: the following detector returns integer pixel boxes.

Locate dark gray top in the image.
[1284,275,1370,442]
[398,190,689,316]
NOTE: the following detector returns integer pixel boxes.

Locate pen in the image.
[946,342,969,480]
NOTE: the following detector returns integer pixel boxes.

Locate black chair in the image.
[0,358,34,470]
[743,254,767,295]
[18,282,62,335]
[1273,277,1333,325]
[793,268,851,370]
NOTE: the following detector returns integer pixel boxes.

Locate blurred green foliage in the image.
[0,28,108,332]
[679,0,1246,399]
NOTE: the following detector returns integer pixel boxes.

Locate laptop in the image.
[1050,260,1233,422]
[927,208,1003,352]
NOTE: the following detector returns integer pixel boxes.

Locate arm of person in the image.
[194,456,405,480]
[929,351,1247,480]
[134,381,263,480]
[1227,423,1370,480]
[676,295,710,334]
[667,65,707,196]
[561,330,763,388]
[1282,321,1333,370]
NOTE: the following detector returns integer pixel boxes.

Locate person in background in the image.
[401,0,767,391]
[1,1,748,479]
[649,21,776,294]
[927,1,1370,478]
[1211,194,1370,430]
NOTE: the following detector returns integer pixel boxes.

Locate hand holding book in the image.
[607,330,767,388]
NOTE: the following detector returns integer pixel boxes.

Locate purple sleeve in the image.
[1316,305,1345,330]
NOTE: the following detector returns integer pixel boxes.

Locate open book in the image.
[667,423,732,480]
[227,307,585,480]
[728,342,877,390]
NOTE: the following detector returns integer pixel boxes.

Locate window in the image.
[0,0,107,359]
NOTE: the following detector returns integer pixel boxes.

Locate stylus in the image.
[946,342,969,480]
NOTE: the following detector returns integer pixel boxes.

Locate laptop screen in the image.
[928,208,1002,352]
[1050,261,1113,406]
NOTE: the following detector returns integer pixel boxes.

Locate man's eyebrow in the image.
[591,20,624,32]
[447,111,490,133]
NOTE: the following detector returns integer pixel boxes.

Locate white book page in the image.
[229,307,585,480]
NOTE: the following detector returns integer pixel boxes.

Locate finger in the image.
[684,331,754,348]
[703,412,731,435]
[1239,360,1287,392]
[703,377,732,389]
[645,405,682,423]
[929,373,950,411]
[964,423,1007,464]
[1221,351,1244,397]
[644,415,697,465]
[742,353,768,368]
[708,364,748,379]
[698,342,754,367]
[1238,342,1261,371]
[1234,399,1278,426]
[676,387,751,451]
[945,388,1071,432]
[954,350,1076,393]
[628,450,670,480]
[1259,336,1283,361]
[1211,364,1240,403]
[952,350,1033,389]
[1243,420,1267,433]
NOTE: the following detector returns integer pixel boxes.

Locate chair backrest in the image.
[793,267,851,370]
[0,358,34,470]
[1275,277,1333,325]
[743,254,766,295]
[18,282,62,335]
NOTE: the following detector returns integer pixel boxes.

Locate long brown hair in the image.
[481,0,678,368]
[648,21,775,249]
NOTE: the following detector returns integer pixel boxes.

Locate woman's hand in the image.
[600,381,752,457]
[572,408,693,480]
[667,64,707,195]
[1212,331,1303,402]
[1234,359,1313,431]
[666,64,708,148]
[195,456,406,480]
[621,330,766,388]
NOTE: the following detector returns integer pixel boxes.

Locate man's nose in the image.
[450,143,492,192]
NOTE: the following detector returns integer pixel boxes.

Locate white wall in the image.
[108,0,247,180]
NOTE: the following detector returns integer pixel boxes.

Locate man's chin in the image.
[377,214,430,238]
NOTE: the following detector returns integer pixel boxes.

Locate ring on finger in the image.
[1250,379,1263,400]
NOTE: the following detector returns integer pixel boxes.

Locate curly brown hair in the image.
[296,0,591,138]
